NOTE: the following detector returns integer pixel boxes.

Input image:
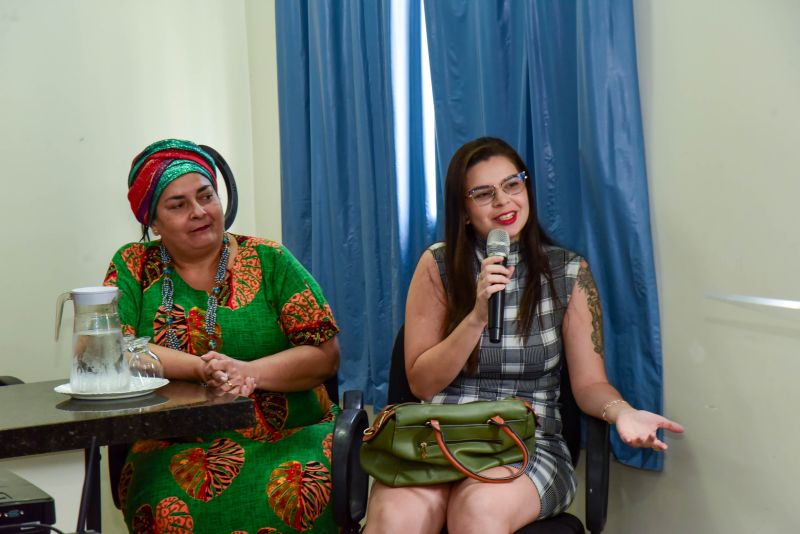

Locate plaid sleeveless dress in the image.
[428,241,580,518]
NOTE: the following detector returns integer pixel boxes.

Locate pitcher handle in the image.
[55,291,72,341]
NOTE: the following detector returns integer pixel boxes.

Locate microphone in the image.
[486,229,510,343]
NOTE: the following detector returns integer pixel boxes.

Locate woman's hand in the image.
[200,351,257,397]
[615,408,685,451]
[471,255,515,324]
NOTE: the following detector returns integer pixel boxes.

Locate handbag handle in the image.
[429,415,529,484]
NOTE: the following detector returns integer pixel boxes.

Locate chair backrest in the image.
[198,144,238,230]
[387,325,416,405]
[557,357,582,466]
[387,325,581,468]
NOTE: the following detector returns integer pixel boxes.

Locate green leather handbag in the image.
[360,398,537,487]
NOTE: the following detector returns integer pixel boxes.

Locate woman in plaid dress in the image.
[365,137,683,533]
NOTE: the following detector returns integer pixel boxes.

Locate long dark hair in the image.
[442,137,555,372]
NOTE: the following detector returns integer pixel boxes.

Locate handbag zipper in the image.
[419,439,504,458]
[410,418,527,429]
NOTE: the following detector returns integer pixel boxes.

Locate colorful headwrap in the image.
[127,139,217,226]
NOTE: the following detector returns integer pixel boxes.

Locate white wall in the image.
[0,1,279,531]
[245,0,283,240]
[597,1,800,531]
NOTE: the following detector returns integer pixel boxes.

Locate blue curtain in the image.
[275,1,432,407]
[424,0,663,471]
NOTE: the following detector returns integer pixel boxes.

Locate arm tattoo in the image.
[576,261,605,359]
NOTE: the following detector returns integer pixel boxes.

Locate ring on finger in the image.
[226,380,233,388]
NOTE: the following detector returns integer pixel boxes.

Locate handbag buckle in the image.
[362,406,397,440]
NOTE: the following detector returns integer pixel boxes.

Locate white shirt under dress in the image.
[428,241,581,519]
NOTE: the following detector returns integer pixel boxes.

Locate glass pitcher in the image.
[55,286,130,393]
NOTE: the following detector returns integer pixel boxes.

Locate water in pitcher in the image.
[71,328,130,392]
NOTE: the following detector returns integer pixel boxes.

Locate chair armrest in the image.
[342,389,364,411]
[585,415,609,534]
[331,390,369,532]
[0,376,24,386]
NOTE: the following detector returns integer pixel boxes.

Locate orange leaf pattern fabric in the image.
[153,305,222,356]
[120,244,146,284]
[132,440,171,454]
[132,497,194,533]
[118,463,134,512]
[131,504,156,533]
[153,304,188,349]
[322,434,333,464]
[104,262,118,286]
[313,385,332,413]
[236,392,294,443]
[170,438,245,502]
[240,236,283,251]
[229,245,262,309]
[279,286,338,345]
[312,386,336,424]
[110,243,163,290]
[267,461,332,532]
[186,307,223,355]
[107,235,340,531]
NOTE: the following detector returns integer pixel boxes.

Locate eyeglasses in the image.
[465,171,528,206]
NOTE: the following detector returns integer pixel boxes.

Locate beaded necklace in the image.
[159,234,230,351]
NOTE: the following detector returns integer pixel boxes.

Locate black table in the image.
[0,379,254,533]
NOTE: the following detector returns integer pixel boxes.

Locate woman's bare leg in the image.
[446,466,541,534]
[363,481,451,534]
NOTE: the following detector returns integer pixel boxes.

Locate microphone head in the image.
[486,229,510,258]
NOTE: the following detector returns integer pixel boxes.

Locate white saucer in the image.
[54,378,169,400]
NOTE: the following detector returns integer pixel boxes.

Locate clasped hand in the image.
[615,408,684,451]
[200,351,257,397]
[472,255,515,323]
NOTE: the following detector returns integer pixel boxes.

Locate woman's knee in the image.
[446,473,541,533]
[364,482,450,534]
[446,494,506,532]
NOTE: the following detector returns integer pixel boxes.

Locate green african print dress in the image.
[103,234,340,534]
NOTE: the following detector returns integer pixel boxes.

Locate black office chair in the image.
[385,325,610,534]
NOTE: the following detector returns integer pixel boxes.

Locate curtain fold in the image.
[424,0,663,471]
[275,0,401,406]
[575,0,663,471]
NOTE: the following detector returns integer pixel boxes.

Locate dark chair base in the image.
[441,512,583,534]
[516,513,585,534]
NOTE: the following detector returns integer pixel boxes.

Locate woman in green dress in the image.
[104,139,341,533]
